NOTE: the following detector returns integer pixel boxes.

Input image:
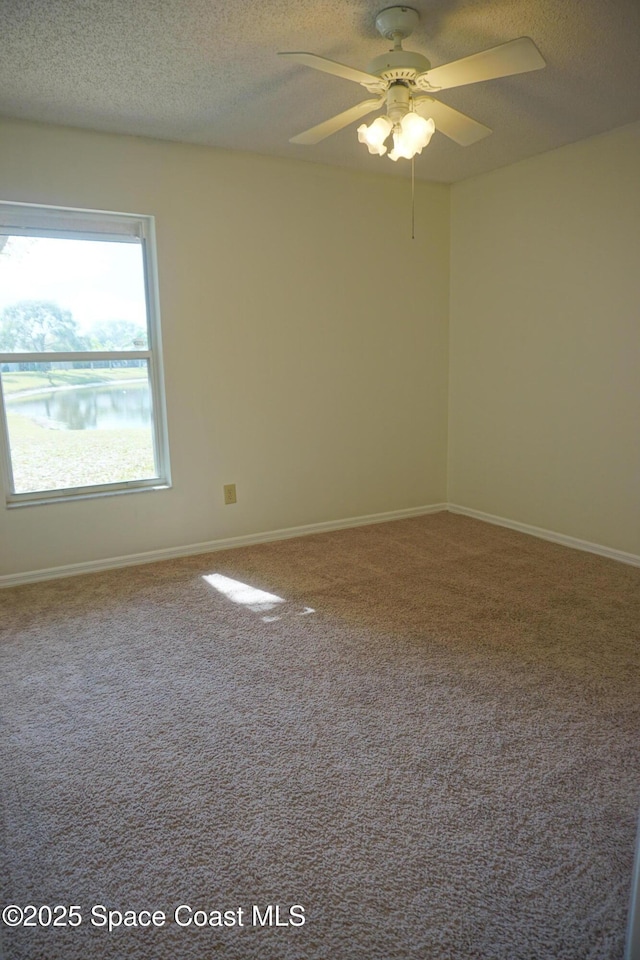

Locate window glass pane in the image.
[1,360,157,493]
[0,236,148,351]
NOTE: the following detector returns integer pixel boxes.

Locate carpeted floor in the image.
[1,512,639,960]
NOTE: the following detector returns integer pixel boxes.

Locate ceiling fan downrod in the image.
[367,8,431,84]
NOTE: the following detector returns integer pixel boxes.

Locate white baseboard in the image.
[448,504,640,568]
[0,503,448,588]
[4,501,638,588]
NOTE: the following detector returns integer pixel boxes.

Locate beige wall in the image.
[0,119,450,577]
[2,117,638,578]
[449,122,640,555]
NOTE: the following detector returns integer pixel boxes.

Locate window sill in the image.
[6,481,171,509]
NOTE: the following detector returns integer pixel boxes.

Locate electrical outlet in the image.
[223,483,237,505]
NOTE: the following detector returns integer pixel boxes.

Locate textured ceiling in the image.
[1,0,639,182]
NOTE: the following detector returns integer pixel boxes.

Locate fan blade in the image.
[416,37,545,92]
[279,52,385,91]
[290,98,384,145]
[413,97,491,146]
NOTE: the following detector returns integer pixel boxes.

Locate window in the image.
[0,201,170,506]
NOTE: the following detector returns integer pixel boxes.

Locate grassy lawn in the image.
[7,411,156,492]
[1,367,145,396]
[2,368,157,492]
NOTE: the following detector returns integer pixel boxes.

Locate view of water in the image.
[7,380,151,430]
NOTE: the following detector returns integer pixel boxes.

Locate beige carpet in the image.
[1,513,639,960]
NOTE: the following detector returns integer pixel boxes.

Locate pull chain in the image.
[411,156,415,240]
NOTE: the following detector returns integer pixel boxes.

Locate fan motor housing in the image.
[368,49,431,82]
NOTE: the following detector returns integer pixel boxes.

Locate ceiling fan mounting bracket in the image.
[375,6,420,43]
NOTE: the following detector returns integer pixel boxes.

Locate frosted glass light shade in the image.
[388,113,435,161]
[357,116,393,155]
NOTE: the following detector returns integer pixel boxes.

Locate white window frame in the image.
[0,201,171,507]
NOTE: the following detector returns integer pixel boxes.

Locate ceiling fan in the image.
[279,5,546,161]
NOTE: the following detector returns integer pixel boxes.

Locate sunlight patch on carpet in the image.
[203,574,286,613]
[203,573,315,622]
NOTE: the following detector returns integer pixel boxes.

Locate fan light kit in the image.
[279,5,546,162]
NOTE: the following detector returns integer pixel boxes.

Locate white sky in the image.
[0,236,147,331]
